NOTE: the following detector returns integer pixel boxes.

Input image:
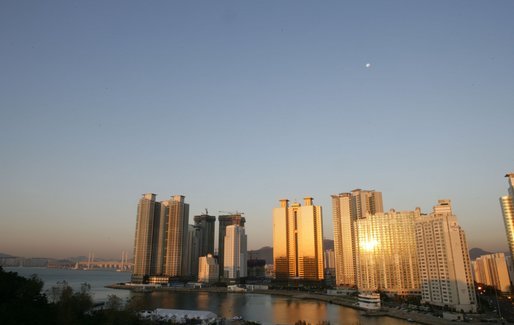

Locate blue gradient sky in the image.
[1,1,513,259]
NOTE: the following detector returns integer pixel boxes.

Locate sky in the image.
[1,1,513,259]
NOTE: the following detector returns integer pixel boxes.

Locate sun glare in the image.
[361,239,379,251]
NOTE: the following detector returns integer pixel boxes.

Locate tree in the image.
[51,281,93,324]
[0,267,147,324]
[0,266,53,324]
[105,294,123,310]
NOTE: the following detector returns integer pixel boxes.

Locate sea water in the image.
[7,267,410,325]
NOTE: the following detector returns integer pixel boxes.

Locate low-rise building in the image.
[198,254,219,283]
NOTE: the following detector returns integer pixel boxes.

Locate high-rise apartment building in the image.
[131,193,190,283]
[355,209,420,295]
[194,212,216,257]
[500,173,514,259]
[223,225,247,279]
[273,197,324,281]
[332,189,383,287]
[162,195,190,277]
[218,213,245,279]
[415,200,476,312]
[473,253,511,293]
[133,193,161,282]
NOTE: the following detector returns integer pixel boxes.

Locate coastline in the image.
[106,284,478,324]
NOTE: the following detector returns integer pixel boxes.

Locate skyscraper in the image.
[218,213,245,279]
[355,209,420,295]
[223,224,247,279]
[194,212,216,257]
[131,193,190,283]
[415,200,476,312]
[332,189,383,287]
[500,173,514,259]
[273,197,324,280]
[132,193,161,283]
[162,195,190,277]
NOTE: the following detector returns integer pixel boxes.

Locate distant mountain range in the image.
[1,244,509,266]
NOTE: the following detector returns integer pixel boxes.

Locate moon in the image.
[365,63,371,68]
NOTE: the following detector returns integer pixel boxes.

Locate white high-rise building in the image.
[223,225,247,280]
[198,254,219,283]
[218,214,245,279]
[415,200,476,312]
[473,253,511,293]
[500,173,514,259]
[332,189,383,287]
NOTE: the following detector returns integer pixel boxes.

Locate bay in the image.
[6,267,411,324]
[5,267,131,302]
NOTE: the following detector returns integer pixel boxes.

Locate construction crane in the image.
[218,210,245,216]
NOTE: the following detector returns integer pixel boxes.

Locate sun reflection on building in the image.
[356,209,420,295]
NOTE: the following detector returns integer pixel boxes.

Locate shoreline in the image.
[106,284,478,324]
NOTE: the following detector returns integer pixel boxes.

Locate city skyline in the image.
[1,1,514,259]
[1,185,513,260]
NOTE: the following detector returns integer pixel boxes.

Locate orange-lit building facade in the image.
[133,193,160,282]
[473,253,511,293]
[273,197,324,281]
[355,209,421,295]
[332,189,383,287]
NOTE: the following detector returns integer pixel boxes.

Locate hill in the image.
[248,246,273,264]
[469,247,493,260]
